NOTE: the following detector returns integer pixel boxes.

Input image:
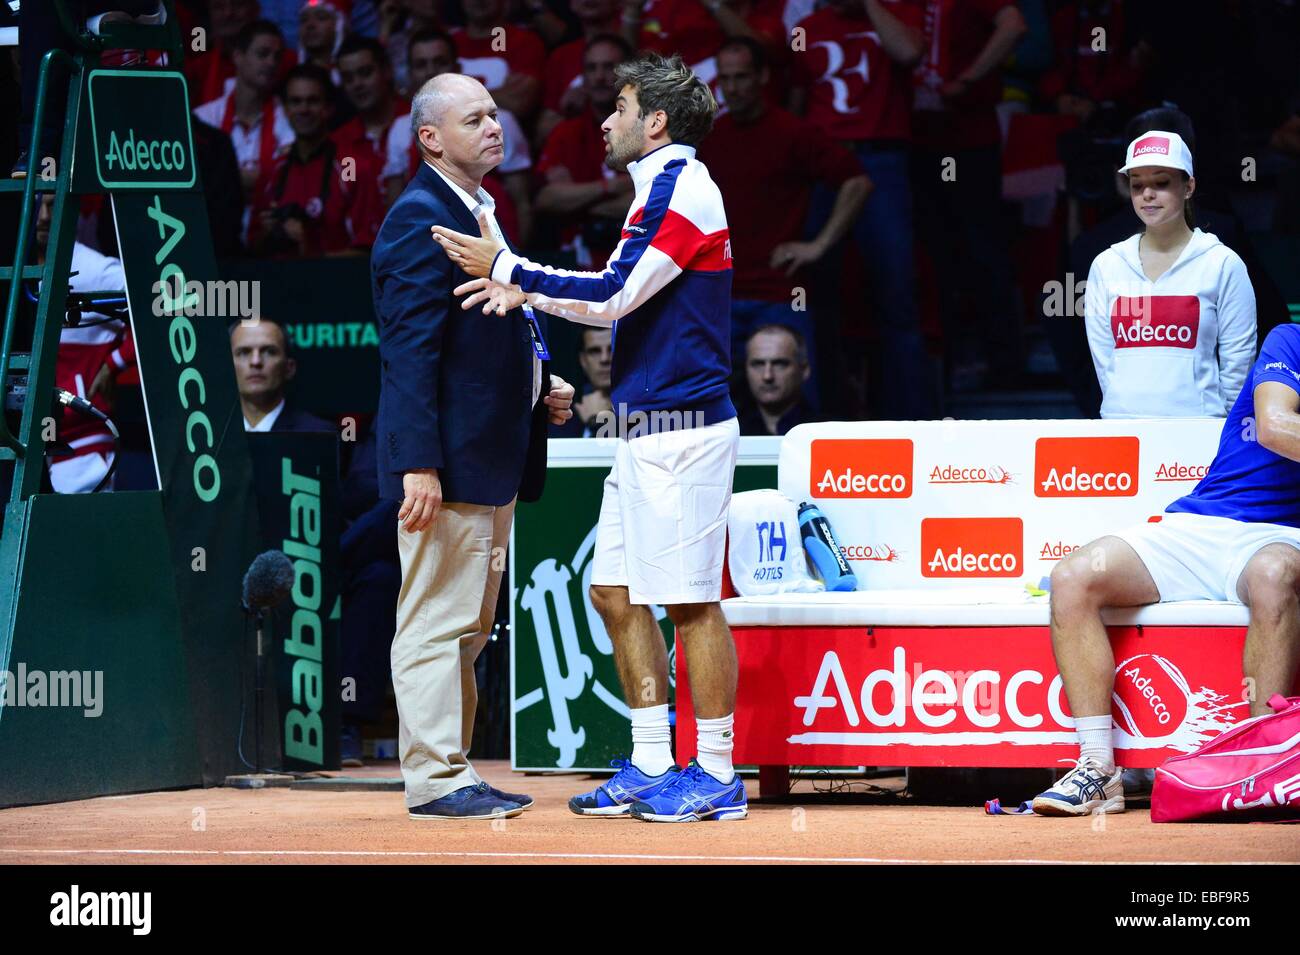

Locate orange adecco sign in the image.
[1034,436,1140,497]
[810,439,913,498]
[921,517,1023,578]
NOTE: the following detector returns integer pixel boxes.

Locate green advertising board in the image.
[510,436,779,771]
[86,70,196,190]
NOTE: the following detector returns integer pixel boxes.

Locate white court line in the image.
[0,848,1277,865]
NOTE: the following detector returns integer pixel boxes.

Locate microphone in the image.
[240,550,295,615]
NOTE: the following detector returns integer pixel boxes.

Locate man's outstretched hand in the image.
[432,209,503,278]
[455,277,527,316]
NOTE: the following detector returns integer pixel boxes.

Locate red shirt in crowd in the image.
[183,40,297,106]
[792,1,922,142]
[246,141,360,257]
[450,26,547,93]
[698,106,862,302]
[543,38,587,113]
[330,110,406,247]
[1039,1,1143,109]
[535,112,620,267]
[637,0,785,68]
[912,0,1014,150]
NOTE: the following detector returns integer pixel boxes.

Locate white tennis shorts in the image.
[590,417,740,605]
[1113,511,1300,603]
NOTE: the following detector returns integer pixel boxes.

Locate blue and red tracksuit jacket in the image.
[490,142,735,429]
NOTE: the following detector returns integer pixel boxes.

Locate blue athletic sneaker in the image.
[568,757,681,816]
[629,760,748,822]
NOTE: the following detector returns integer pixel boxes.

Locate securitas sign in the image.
[88,70,196,190]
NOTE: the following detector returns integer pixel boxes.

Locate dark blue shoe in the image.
[408,782,524,820]
[486,784,533,810]
[629,760,747,822]
[568,757,681,816]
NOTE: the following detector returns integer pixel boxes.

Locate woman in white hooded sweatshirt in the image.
[1085,130,1257,418]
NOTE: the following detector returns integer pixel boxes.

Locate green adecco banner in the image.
[511,437,778,771]
[112,188,261,785]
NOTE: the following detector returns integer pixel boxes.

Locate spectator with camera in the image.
[700,37,869,406]
[534,35,632,269]
[246,64,366,256]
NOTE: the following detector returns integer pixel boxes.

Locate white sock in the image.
[696,713,735,783]
[630,704,673,776]
[1074,715,1115,773]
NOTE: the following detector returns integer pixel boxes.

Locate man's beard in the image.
[603,123,642,172]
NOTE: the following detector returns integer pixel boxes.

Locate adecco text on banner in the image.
[921,517,1023,578]
[810,438,913,498]
[1034,436,1140,497]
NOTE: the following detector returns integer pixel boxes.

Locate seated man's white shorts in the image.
[590,417,739,605]
[1112,511,1300,603]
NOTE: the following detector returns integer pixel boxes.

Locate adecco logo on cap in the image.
[921,517,1022,578]
[1034,436,1139,497]
[1132,135,1170,157]
[810,439,913,498]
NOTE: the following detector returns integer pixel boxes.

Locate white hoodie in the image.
[1085,228,1256,418]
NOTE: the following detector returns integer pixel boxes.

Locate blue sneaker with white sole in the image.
[568,757,681,816]
[629,760,748,822]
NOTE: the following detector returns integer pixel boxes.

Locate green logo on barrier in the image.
[88,70,197,190]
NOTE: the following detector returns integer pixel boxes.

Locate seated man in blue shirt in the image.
[1036,324,1300,816]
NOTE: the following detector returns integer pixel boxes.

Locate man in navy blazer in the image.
[371,72,574,821]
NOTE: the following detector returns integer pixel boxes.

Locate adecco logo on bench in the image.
[921,517,1022,578]
[1034,436,1139,497]
[810,439,913,498]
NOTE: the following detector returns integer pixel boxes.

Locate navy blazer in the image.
[371,162,540,505]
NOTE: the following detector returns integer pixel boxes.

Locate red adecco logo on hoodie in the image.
[1111,296,1200,349]
[1035,436,1140,497]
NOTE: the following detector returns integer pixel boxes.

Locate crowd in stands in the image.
[15,0,1300,434]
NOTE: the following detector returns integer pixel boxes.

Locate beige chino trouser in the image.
[391,499,515,807]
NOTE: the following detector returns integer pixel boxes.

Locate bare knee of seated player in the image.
[1050,537,1156,619]
[1236,545,1300,617]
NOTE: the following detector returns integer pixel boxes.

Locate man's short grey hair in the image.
[409,73,481,147]
[614,52,717,147]
[750,323,807,365]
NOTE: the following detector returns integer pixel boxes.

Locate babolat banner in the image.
[110,181,261,783]
[246,432,342,771]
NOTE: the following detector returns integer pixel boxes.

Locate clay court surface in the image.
[1,761,1295,865]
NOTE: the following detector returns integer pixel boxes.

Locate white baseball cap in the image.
[1118,130,1194,176]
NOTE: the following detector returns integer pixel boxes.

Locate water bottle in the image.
[798,502,858,592]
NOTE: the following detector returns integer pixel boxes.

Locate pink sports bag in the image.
[1152,694,1300,823]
